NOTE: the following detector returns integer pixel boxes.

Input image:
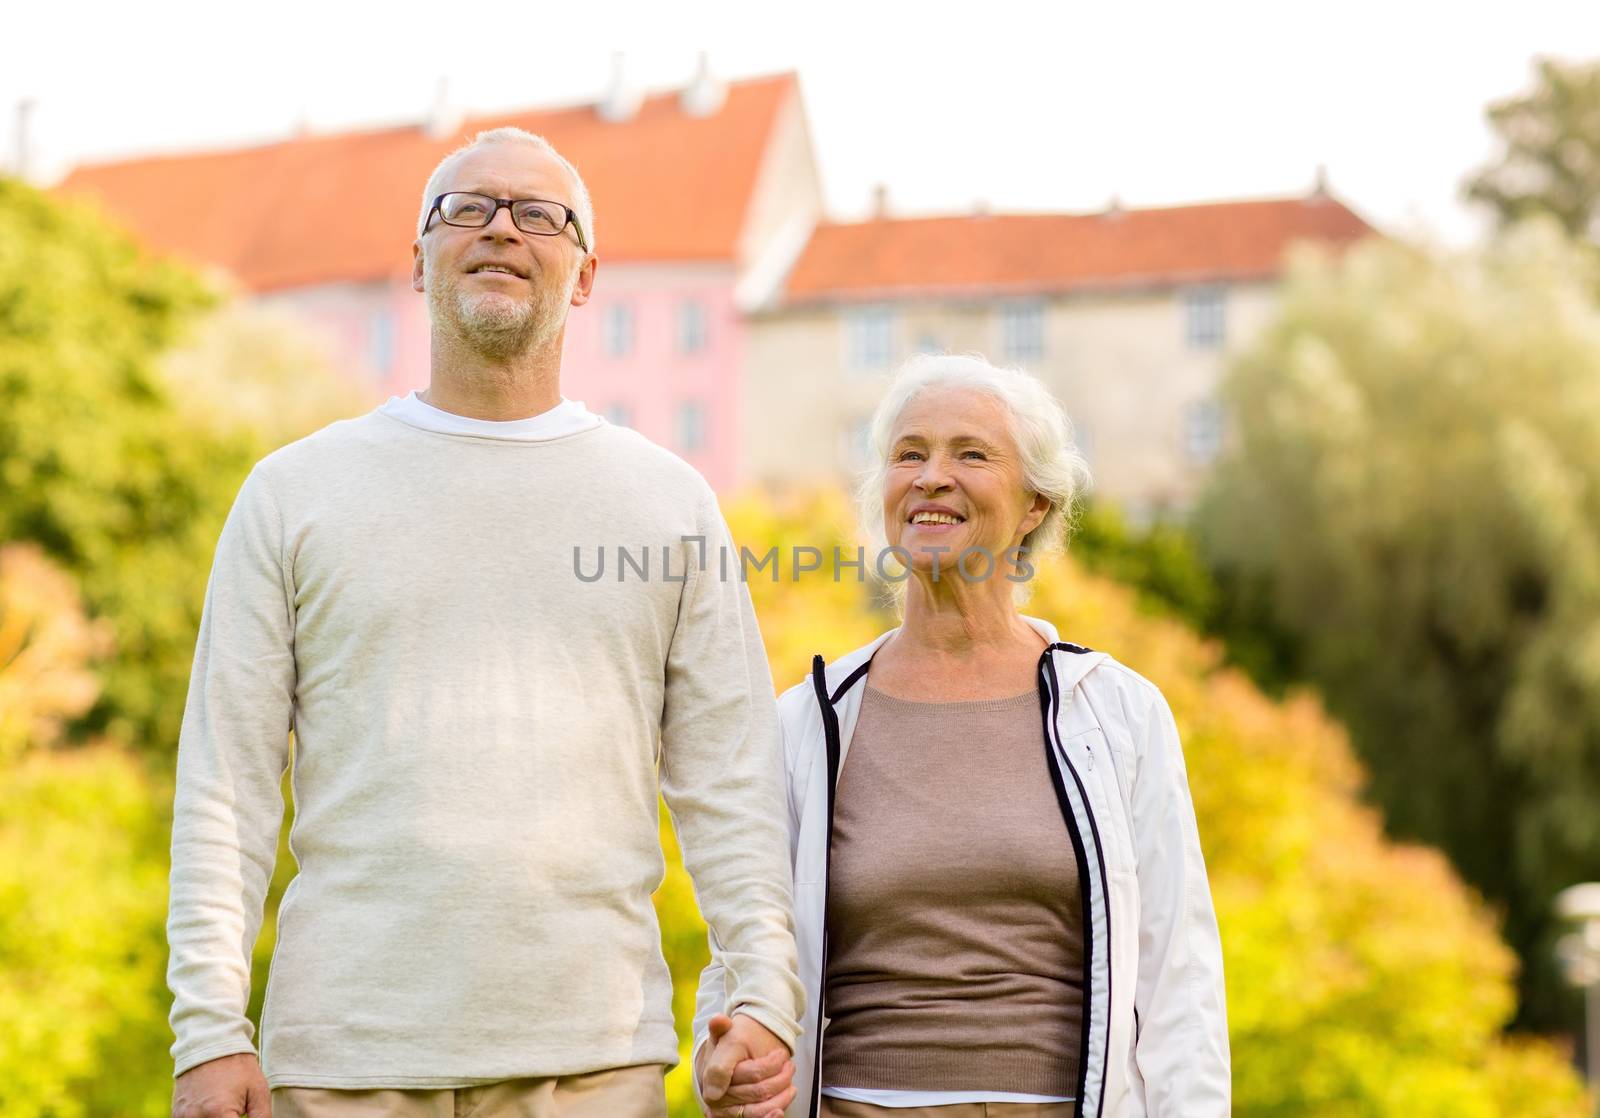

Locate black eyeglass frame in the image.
[423,191,589,252]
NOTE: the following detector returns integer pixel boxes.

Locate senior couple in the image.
[167,128,1229,1118]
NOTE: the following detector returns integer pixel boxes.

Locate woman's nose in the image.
[915,463,952,492]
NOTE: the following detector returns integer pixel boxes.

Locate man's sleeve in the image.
[658,492,804,1052]
[166,465,297,1077]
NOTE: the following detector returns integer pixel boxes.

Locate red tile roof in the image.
[57,74,796,292]
[783,196,1374,303]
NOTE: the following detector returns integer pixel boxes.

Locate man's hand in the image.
[697,1012,796,1118]
[172,1052,272,1118]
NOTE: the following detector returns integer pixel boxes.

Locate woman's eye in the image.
[961,450,987,460]
[896,450,923,461]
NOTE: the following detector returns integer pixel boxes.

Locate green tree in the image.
[0,175,374,1113]
[1465,57,1600,242]
[1194,222,1600,1030]
[1030,555,1589,1116]
[0,176,258,752]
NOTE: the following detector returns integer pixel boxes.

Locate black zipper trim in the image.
[805,653,843,1118]
[1039,643,1111,1118]
[829,659,872,706]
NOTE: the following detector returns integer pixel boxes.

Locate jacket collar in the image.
[817,614,1105,703]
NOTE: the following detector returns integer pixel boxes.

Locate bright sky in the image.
[5,0,1597,245]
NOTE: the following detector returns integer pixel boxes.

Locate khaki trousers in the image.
[271,1063,667,1118]
[820,1097,1073,1117]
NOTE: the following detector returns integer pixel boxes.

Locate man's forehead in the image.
[442,146,576,201]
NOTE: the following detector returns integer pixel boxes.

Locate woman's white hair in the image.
[854,353,1092,604]
[416,127,595,251]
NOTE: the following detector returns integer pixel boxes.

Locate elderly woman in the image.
[693,354,1229,1118]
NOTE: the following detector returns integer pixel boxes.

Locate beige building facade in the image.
[742,196,1371,520]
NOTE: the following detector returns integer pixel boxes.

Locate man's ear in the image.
[411,240,425,293]
[569,253,598,307]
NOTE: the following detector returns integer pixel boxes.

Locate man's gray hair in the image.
[854,353,1093,604]
[416,127,595,251]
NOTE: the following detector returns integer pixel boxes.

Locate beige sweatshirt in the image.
[167,406,803,1088]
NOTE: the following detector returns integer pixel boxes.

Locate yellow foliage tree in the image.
[0,545,170,1118]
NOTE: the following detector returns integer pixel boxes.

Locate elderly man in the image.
[167,128,801,1118]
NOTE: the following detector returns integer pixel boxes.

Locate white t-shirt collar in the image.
[378,390,603,442]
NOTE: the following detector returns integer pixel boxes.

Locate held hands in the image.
[697,1012,797,1118]
[172,1052,271,1118]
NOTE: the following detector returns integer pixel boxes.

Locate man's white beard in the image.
[434,266,576,360]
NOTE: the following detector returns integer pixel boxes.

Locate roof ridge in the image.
[55,71,803,288]
[61,71,800,175]
[812,193,1359,229]
[784,194,1375,301]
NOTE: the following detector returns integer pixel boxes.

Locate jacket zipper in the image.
[1039,644,1110,1118]
[806,654,841,1118]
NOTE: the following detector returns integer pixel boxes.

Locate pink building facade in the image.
[60,71,822,493]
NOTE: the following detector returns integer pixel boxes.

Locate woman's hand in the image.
[697,1013,798,1118]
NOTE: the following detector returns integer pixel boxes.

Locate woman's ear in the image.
[1020,492,1051,539]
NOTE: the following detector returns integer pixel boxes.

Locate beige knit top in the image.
[822,684,1085,1095]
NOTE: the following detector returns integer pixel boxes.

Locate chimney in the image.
[1310,163,1330,201]
[599,52,642,123]
[971,196,991,218]
[1102,193,1125,220]
[11,98,35,181]
[425,77,462,141]
[871,182,889,220]
[680,52,726,117]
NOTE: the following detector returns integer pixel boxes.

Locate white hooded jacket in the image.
[693,616,1230,1117]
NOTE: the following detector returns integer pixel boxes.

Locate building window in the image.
[676,400,707,453]
[1183,398,1224,464]
[368,309,394,375]
[1074,420,1094,468]
[677,299,708,354]
[604,403,632,428]
[913,333,944,356]
[1001,301,1044,363]
[848,418,874,470]
[846,306,894,371]
[1184,286,1226,349]
[602,303,634,358]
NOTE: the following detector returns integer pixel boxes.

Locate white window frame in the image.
[676,399,707,453]
[1184,286,1227,350]
[677,299,708,355]
[602,302,635,359]
[845,306,895,372]
[368,308,394,375]
[1000,300,1045,363]
[1183,397,1225,464]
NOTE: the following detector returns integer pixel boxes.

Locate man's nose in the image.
[479,205,524,242]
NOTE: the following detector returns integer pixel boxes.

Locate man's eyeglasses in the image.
[424,192,589,251]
